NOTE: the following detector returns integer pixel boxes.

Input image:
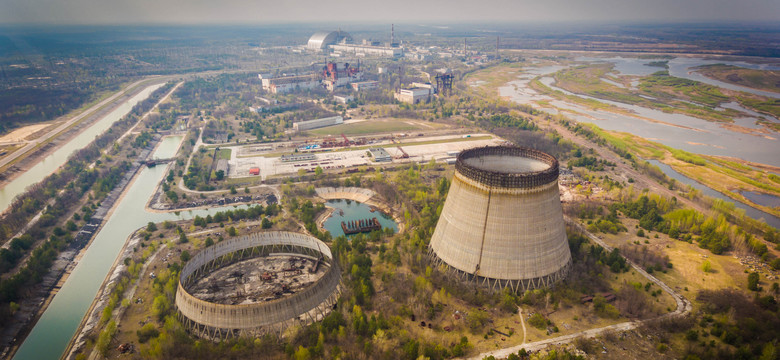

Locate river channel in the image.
[0,83,165,213]
[646,160,780,229]
[498,56,780,227]
[500,57,780,163]
[12,137,251,360]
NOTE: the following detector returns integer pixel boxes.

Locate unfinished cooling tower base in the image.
[177,289,341,341]
[427,247,571,293]
[176,232,342,341]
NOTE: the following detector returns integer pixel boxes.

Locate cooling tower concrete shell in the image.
[428,146,571,292]
[176,231,341,340]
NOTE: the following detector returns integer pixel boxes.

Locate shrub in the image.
[528,313,549,330]
[748,272,760,291]
[701,260,712,273]
[136,323,160,343]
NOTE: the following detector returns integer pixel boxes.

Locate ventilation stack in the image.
[428,146,571,292]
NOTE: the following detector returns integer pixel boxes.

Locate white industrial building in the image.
[369,148,392,162]
[394,87,432,104]
[351,81,378,91]
[330,44,402,57]
[307,31,353,50]
[333,95,354,104]
[293,116,344,132]
[260,74,321,94]
[307,30,402,58]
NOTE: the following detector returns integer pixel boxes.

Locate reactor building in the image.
[176,231,341,339]
[428,146,571,292]
[306,28,403,57]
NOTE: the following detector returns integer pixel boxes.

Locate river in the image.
[574,56,780,99]
[0,84,165,213]
[499,57,780,167]
[646,160,780,229]
[12,137,251,360]
[498,55,780,226]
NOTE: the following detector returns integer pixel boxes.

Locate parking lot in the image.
[228,134,504,180]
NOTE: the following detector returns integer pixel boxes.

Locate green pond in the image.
[322,199,398,238]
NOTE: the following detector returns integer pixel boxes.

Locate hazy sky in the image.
[2,0,779,25]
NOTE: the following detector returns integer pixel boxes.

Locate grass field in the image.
[216,148,231,160]
[307,119,434,136]
[695,64,780,93]
[598,217,742,304]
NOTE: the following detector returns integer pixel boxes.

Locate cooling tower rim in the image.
[175,231,342,337]
[455,145,559,189]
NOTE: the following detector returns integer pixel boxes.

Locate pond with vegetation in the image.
[322,199,398,238]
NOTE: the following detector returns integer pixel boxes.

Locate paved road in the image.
[467,218,692,360]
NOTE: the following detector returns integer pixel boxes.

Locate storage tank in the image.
[428,145,571,292]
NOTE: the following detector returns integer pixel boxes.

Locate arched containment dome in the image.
[307,30,352,50]
[428,146,571,292]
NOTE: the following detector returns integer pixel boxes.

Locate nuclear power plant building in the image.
[428,146,571,292]
[307,29,403,57]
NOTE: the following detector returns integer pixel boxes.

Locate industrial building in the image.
[333,95,354,104]
[428,146,571,292]
[176,231,342,339]
[307,28,403,58]
[368,148,392,162]
[321,62,362,91]
[351,81,378,91]
[394,87,432,104]
[260,73,321,94]
[293,116,344,132]
[330,44,402,57]
[307,30,353,50]
[280,153,317,162]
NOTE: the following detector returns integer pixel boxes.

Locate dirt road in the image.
[468,218,692,360]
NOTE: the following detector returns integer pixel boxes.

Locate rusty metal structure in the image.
[176,231,341,340]
[428,145,571,292]
[341,218,381,235]
[435,73,453,96]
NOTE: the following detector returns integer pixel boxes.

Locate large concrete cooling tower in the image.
[428,146,571,292]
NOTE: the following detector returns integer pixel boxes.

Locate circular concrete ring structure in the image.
[429,146,571,292]
[176,231,341,340]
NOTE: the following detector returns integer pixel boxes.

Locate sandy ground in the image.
[0,123,52,143]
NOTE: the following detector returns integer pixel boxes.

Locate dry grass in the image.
[598,217,743,300]
[307,118,432,136]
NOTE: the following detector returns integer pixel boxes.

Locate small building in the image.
[293,116,344,132]
[351,81,378,91]
[280,153,317,162]
[369,148,392,162]
[249,167,260,176]
[394,88,432,104]
[334,95,354,104]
